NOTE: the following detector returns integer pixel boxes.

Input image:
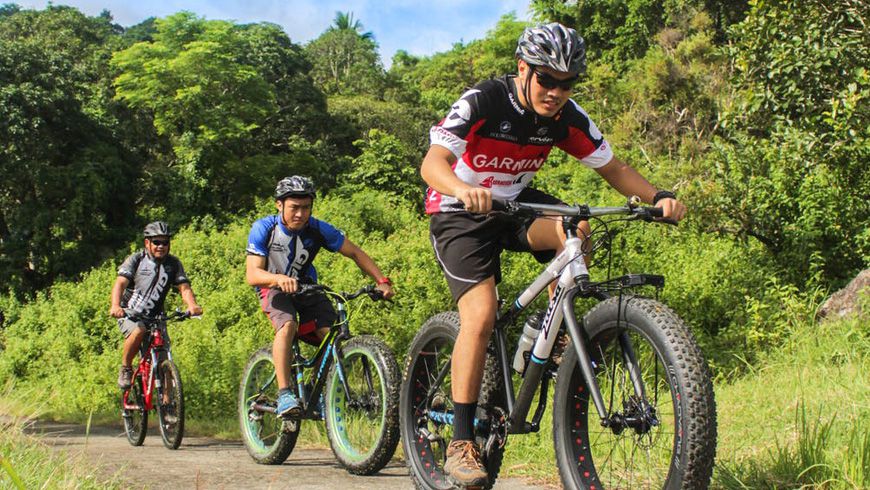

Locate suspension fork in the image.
[562,294,651,423]
[618,330,649,404]
[561,292,609,421]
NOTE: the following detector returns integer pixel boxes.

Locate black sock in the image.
[453,401,478,441]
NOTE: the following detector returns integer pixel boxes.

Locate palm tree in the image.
[330,11,373,40]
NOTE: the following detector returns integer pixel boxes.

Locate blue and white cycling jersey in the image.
[245,215,345,287]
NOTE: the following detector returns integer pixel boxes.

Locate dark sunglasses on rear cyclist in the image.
[533,68,579,91]
[150,239,170,246]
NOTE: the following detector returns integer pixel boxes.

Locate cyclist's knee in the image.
[276,320,297,338]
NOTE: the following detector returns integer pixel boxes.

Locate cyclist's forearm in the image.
[594,157,657,203]
[421,146,468,197]
[110,277,127,308]
[179,283,199,308]
[246,267,286,289]
[339,240,387,283]
[354,252,387,283]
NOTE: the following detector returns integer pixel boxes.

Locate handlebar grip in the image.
[490,199,508,212]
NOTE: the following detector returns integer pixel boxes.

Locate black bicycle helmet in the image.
[275,175,316,200]
[143,221,172,238]
[516,22,586,75]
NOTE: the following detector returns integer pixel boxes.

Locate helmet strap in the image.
[521,68,542,122]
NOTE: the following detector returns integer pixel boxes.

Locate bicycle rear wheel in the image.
[122,372,148,446]
[553,296,717,489]
[238,347,300,464]
[324,335,400,475]
[399,312,506,490]
[157,360,185,449]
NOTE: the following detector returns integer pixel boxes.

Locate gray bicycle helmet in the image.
[516,23,586,75]
[143,221,172,238]
[275,175,316,200]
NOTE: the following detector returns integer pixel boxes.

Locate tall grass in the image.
[0,404,121,489]
[492,312,869,487]
[713,313,870,489]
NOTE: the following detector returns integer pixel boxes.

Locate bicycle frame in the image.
[123,320,172,413]
[425,204,664,436]
[250,292,355,420]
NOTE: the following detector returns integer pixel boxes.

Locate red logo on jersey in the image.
[481,176,494,188]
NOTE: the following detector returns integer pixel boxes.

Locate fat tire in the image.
[399,312,506,490]
[325,335,401,475]
[122,373,148,446]
[238,346,300,464]
[553,296,717,489]
[156,360,185,450]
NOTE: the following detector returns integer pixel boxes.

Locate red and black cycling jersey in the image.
[425,75,613,214]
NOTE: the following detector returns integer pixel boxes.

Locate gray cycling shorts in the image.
[118,318,146,338]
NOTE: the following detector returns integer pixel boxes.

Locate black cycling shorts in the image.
[429,187,563,301]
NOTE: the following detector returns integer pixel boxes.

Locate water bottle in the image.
[513,311,544,374]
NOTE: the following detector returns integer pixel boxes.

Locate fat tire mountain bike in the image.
[400,198,717,489]
[121,309,193,450]
[238,284,400,475]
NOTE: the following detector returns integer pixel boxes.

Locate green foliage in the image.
[724,0,870,139]
[111,12,343,219]
[305,18,386,96]
[340,129,424,206]
[391,13,527,114]
[708,1,870,287]
[327,94,436,151]
[697,127,869,287]
[112,12,276,167]
[0,5,138,295]
[531,0,748,68]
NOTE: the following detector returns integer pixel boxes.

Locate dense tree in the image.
[0,6,135,295]
[700,0,870,286]
[305,13,386,96]
[112,12,338,215]
[530,0,749,67]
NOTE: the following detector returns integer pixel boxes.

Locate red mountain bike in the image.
[121,309,194,449]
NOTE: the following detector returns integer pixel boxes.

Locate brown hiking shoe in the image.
[444,440,488,487]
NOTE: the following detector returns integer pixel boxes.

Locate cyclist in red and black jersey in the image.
[421,23,686,487]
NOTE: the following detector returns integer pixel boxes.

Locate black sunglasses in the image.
[150,239,170,247]
[533,68,579,91]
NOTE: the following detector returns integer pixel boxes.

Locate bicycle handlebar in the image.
[490,197,677,225]
[124,308,195,324]
[278,283,389,303]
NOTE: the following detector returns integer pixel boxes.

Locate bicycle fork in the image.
[507,288,657,436]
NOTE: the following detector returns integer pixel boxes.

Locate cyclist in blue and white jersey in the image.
[245,176,395,418]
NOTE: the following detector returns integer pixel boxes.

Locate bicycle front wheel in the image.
[157,359,185,449]
[238,347,300,464]
[324,335,400,475]
[553,296,717,489]
[122,372,147,446]
[399,312,506,490]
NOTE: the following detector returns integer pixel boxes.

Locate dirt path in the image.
[28,420,541,489]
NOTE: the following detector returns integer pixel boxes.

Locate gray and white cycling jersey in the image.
[117,250,190,318]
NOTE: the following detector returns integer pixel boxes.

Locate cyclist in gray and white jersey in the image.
[110,221,203,390]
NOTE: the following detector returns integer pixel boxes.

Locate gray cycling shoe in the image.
[118,366,134,390]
